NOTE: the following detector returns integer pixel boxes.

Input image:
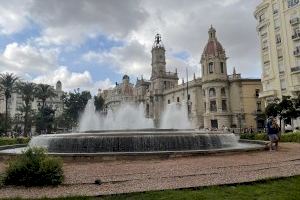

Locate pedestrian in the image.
[266,116,279,151]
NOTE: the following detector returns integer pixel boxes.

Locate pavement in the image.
[0,143,300,199]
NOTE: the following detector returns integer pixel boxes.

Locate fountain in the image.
[0,99,267,158]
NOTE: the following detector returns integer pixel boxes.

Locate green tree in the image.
[94,95,105,111]
[0,73,19,135]
[35,84,56,109]
[62,89,91,128]
[35,106,55,134]
[16,82,36,136]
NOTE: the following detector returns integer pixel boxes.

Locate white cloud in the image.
[32,66,113,94]
[0,0,31,34]
[0,42,58,75]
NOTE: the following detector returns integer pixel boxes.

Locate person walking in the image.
[266,116,279,151]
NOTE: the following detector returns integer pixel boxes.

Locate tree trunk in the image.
[24,109,28,137]
[5,96,8,136]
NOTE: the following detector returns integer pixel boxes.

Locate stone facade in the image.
[0,81,64,119]
[254,0,300,101]
[102,27,265,130]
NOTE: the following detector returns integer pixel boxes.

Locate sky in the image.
[0,0,262,93]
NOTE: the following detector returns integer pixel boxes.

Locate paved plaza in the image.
[0,143,300,199]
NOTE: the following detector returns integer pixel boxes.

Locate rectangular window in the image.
[220,62,224,73]
[262,40,268,50]
[277,49,283,58]
[255,89,260,97]
[259,13,265,22]
[168,99,170,104]
[177,97,180,102]
[188,94,190,100]
[257,101,262,112]
[274,18,280,29]
[276,34,281,44]
[209,62,214,74]
[278,59,284,73]
[273,3,279,14]
[210,100,217,112]
[204,102,206,112]
[222,100,227,111]
[280,79,286,90]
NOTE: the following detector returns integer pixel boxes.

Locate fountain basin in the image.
[0,130,267,161]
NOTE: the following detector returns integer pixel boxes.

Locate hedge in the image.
[240,132,300,143]
[0,137,30,146]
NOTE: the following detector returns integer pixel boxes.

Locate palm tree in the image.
[35,84,57,109]
[0,73,19,135]
[16,82,36,136]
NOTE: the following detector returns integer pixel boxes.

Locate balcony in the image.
[291,66,300,73]
[292,32,300,40]
[294,46,300,56]
[259,90,277,98]
[290,17,300,25]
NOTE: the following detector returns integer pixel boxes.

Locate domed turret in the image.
[56,80,62,91]
[201,26,227,82]
[122,74,130,84]
[202,26,225,57]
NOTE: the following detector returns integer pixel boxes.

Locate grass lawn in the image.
[4,176,300,200]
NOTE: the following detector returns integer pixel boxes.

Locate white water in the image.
[79,99,154,131]
[160,102,191,129]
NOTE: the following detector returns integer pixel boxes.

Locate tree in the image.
[94,95,105,111]
[35,106,55,134]
[0,73,19,135]
[16,82,36,136]
[35,84,56,109]
[62,89,91,128]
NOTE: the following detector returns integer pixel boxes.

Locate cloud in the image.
[0,0,31,34]
[0,42,58,76]
[32,66,113,94]
[30,0,148,45]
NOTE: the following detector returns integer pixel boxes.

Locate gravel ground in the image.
[0,143,300,199]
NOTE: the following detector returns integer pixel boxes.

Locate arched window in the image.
[220,62,224,73]
[209,88,216,97]
[221,88,226,96]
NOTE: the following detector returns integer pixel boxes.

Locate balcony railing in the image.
[292,32,300,40]
[291,66,300,73]
[294,46,300,56]
[290,17,300,25]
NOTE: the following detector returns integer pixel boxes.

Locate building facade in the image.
[102,27,265,130]
[0,81,64,121]
[255,0,300,101]
[254,0,300,101]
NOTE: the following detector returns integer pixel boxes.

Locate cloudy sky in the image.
[0,0,262,93]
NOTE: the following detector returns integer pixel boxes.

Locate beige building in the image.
[103,27,265,131]
[255,0,300,101]
[0,81,64,123]
[254,0,300,101]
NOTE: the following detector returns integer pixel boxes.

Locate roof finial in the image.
[153,33,164,48]
[233,67,236,75]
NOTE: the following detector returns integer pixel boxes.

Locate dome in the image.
[202,26,225,57]
[123,74,129,80]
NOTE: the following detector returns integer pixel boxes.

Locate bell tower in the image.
[151,34,166,80]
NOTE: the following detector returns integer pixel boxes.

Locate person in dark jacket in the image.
[266,116,279,151]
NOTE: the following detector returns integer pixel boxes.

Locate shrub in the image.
[280,132,300,143]
[0,137,30,146]
[4,147,63,186]
[240,132,300,143]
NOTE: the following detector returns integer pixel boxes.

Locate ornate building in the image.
[102,27,265,131]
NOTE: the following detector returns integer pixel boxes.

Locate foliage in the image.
[240,132,300,143]
[240,133,268,141]
[6,176,300,200]
[0,73,19,135]
[35,84,57,108]
[35,106,56,134]
[61,89,92,128]
[0,137,30,146]
[94,95,105,111]
[265,96,300,119]
[16,82,36,136]
[3,147,63,186]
